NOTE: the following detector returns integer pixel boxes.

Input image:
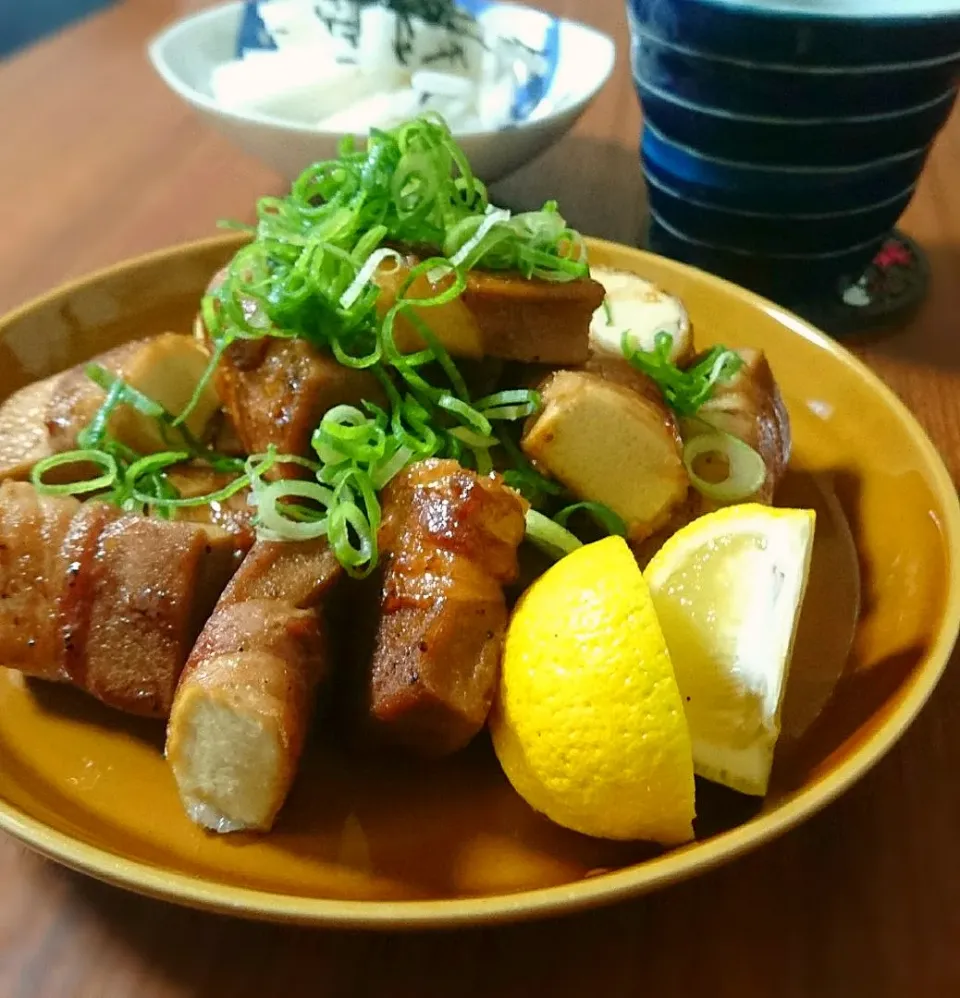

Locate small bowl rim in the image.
[0,232,957,929]
[147,0,616,141]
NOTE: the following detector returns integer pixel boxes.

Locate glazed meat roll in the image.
[363,459,526,757]
[0,482,240,715]
[166,539,341,833]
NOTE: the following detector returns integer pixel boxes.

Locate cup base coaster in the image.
[793,231,929,337]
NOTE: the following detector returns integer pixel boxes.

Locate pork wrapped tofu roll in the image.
[631,347,792,565]
[364,459,526,757]
[0,334,223,482]
[0,482,239,715]
[45,333,222,455]
[213,337,386,473]
[198,268,386,471]
[521,361,690,542]
[693,347,791,504]
[166,539,341,833]
[587,266,693,366]
[374,253,605,365]
[0,377,59,482]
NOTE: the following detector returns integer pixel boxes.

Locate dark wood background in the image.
[1,2,958,995]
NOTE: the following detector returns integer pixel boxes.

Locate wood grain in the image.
[0,2,958,996]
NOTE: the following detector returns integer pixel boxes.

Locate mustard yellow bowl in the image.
[0,235,956,928]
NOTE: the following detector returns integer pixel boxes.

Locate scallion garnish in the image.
[31,450,119,496]
[524,509,583,560]
[682,430,767,503]
[554,501,628,538]
[44,116,748,575]
[622,331,743,417]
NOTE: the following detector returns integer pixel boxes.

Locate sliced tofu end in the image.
[589,266,693,366]
[167,678,284,833]
[374,262,485,359]
[114,333,221,450]
[522,370,690,541]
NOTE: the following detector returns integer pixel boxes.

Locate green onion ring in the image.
[683,430,766,503]
[524,509,583,560]
[31,450,119,496]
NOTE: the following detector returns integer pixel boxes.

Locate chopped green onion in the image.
[683,430,766,503]
[31,450,119,496]
[339,247,403,311]
[554,501,628,537]
[474,389,541,420]
[370,444,414,489]
[449,426,496,449]
[437,394,492,436]
[85,364,164,419]
[327,497,376,573]
[622,331,743,417]
[255,479,332,542]
[524,509,583,560]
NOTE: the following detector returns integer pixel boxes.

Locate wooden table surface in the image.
[1,2,959,995]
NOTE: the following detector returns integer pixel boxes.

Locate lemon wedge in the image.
[490,536,696,844]
[644,504,815,796]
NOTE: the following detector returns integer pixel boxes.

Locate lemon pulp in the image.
[646,506,816,796]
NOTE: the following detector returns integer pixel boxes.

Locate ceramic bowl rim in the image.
[0,233,957,929]
[147,0,616,141]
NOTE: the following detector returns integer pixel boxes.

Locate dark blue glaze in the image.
[629,0,960,66]
[645,174,913,254]
[637,82,956,166]
[631,32,960,117]
[647,216,881,303]
[641,126,930,213]
[627,0,960,299]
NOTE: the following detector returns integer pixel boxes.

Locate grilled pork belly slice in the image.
[374,255,605,365]
[0,482,81,679]
[364,459,526,757]
[46,333,221,455]
[0,482,240,716]
[166,538,341,833]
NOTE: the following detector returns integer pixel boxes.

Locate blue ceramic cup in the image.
[626,0,960,306]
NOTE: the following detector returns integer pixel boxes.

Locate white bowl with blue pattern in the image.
[627,0,960,305]
[149,1,615,184]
